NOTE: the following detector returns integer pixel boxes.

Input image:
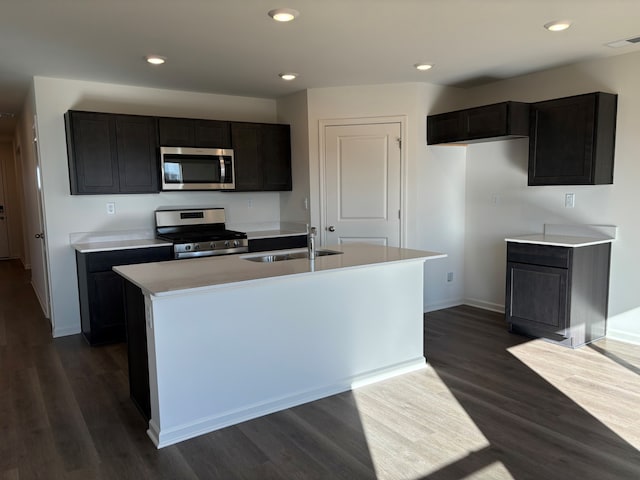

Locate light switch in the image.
[106,202,116,215]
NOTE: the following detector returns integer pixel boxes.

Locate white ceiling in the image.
[1,0,640,136]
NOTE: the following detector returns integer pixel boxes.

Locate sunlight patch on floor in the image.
[507,338,640,450]
[352,367,515,480]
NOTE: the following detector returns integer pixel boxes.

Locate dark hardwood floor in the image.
[1,258,639,479]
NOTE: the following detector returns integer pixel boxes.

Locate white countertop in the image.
[245,228,307,240]
[73,238,172,253]
[505,234,614,247]
[505,224,617,248]
[114,243,446,296]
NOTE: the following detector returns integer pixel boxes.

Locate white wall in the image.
[304,83,467,311]
[32,76,282,337]
[462,50,640,344]
[277,90,310,224]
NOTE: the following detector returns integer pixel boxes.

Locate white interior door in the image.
[0,158,10,258]
[323,122,402,247]
[31,117,51,319]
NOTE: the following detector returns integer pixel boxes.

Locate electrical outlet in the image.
[447,272,454,283]
[106,202,116,215]
[247,199,253,208]
[564,193,575,208]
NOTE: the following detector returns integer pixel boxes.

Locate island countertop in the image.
[114,243,445,297]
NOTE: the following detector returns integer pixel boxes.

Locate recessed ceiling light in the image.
[268,8,299,22]
[544,20,572,32]
[415,63,434,71]
[145,55,166,65]
[279,73,298,81]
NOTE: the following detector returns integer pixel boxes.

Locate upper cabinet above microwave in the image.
[528,92,617,186]
[65,111,160,194]
[157,117,231,149]
[427,101,530,145]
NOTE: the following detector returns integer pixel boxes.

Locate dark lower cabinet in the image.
[123,280,151,420]
[248,234,307,253]
[505,241,611,348]
[76,246,172,346]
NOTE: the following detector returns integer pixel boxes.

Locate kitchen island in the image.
[114,243,445,448]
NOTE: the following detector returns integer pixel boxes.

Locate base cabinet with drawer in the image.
[505,241,611,348]
[76,246,173,346]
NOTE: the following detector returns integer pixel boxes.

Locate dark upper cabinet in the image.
[158,117,231,148]
[231,122,292,191]
[262,123,292,191]
[66,110,290,194]
[427,101,529,145]
[528,92,617,186]
[505,241,611,348]
[65,111,159,194]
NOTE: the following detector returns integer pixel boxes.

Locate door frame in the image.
[318,115,408,248]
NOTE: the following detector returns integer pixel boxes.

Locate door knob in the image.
[35,233,44,239]
[328,225,336,232]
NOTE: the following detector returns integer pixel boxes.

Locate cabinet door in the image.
[529,94,596,185]
[528,92,617,186]
[466,103,508,139]
[158,118,195,146]
[231,123,263,191]
[115,115,159,193]
[262,124,292,191]
[427,111,463,145]
[194,120,231,148]
[506,261,569,337]
[66,111,119,194]
[88,271,126,344]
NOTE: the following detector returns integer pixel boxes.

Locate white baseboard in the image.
[149,357,427,449]
[424,298,463,313]
[53,325,81,338]
[606,329,640,346]
[463,298,505,313]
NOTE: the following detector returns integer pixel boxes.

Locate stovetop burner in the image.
[155,207,249,259]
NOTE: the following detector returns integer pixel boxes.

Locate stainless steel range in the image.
[155,207,248,259]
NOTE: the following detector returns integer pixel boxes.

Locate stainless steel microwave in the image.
[160,146,235,191]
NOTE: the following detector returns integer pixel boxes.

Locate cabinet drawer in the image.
[507,242,570,269]
[84,246,173,272]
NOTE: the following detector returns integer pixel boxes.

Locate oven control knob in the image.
[233,240,240,247]
[224,240,230,248]
[194,244,200,250]
[185,245,192,251]
[210,242,216,249]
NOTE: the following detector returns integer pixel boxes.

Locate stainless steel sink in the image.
[244,249,343,263]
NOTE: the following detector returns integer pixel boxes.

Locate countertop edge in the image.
[505,236,614,248]
[73,239,173,253]
[114,248,447,297]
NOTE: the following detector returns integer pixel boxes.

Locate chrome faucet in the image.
[308,226,317,260]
